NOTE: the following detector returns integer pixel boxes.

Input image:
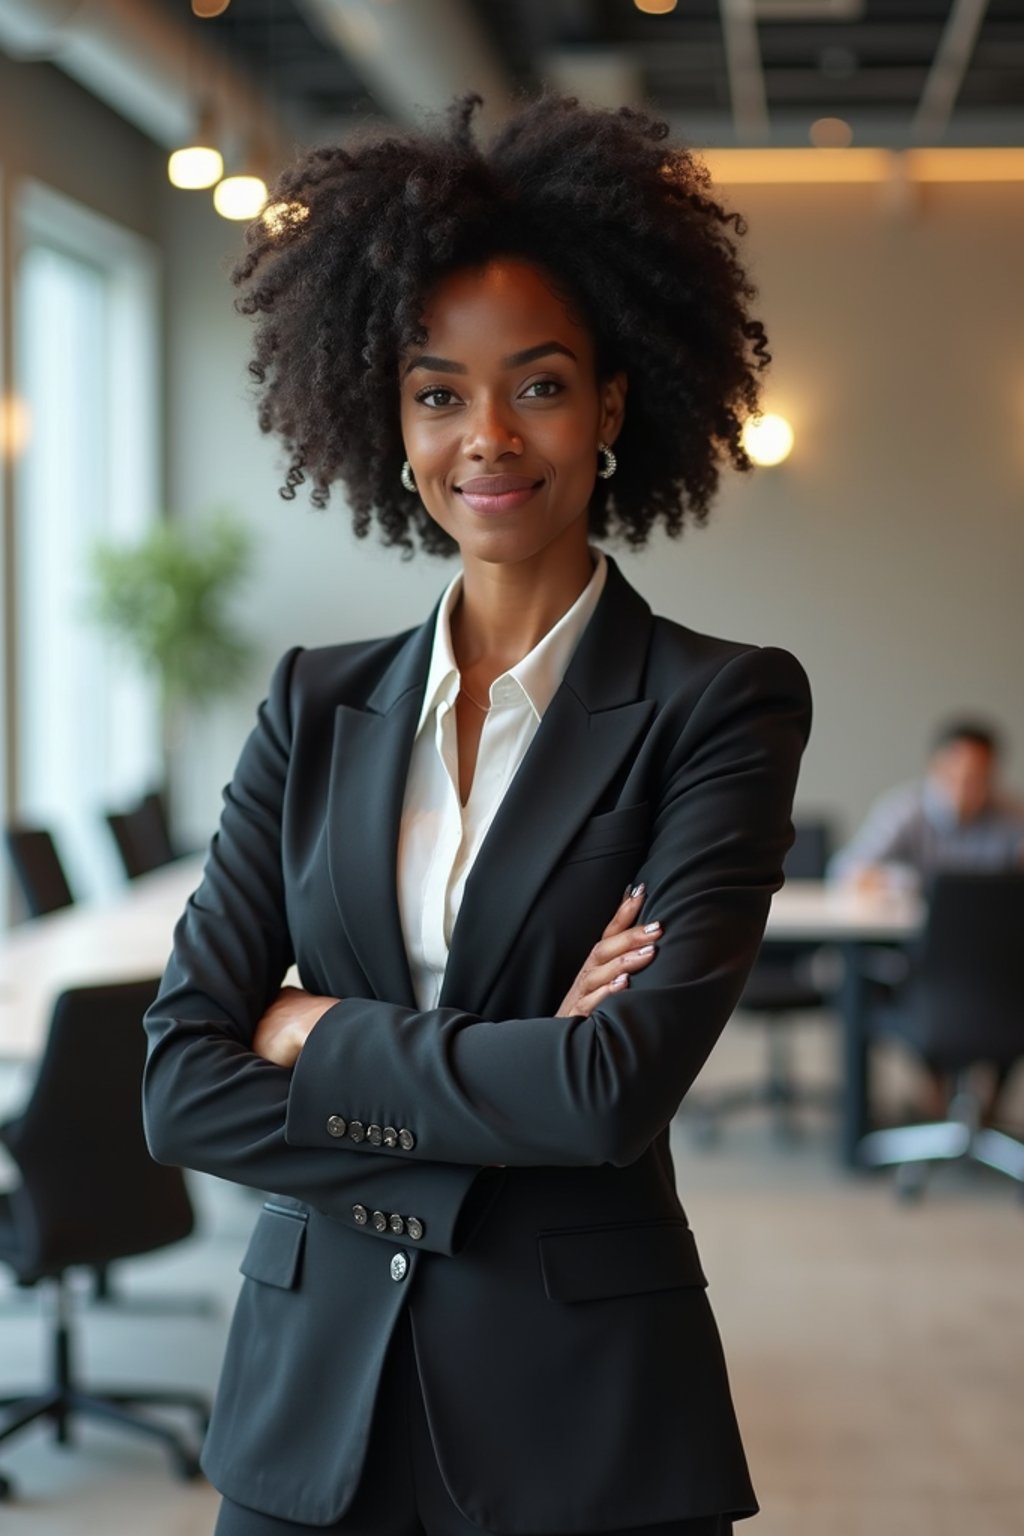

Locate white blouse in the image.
[397,549,608,1010]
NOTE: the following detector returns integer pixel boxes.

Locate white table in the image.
[765,880,924,1166]
[1,868,924,1165]
[0,858,206,1062]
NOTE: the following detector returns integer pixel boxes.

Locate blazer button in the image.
[388,1214,405,1235]
[382,1126,398,1148]
[327,1115,347,1138]
[352,1204,368,1225]
[390,1251,409,1282]
[367,1124,383,1145]
[398,1128,416,1151]
[348,1120,366,1143]
[371,1210,388,1232]
[406,1217,424,1242]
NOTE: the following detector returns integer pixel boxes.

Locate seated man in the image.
[829,718,1024,1121]
[829,718,1024,892]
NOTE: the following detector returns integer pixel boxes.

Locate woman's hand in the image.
[556,884,661,1018]
[252,985,339,1068]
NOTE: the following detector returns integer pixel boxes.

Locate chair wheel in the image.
[173,1450,203,1482]
[0,1471,15,1500]
[895,1162,928,1202]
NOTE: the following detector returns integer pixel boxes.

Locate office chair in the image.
[3,826,74,918]
[857,871,1024,1199]
[690,819,837,1143]
[0,979,208,1498]
[105,788,176,880]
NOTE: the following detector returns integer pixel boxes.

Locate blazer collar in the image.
[326,556,654,1012]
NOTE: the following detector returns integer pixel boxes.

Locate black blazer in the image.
[143,556,812,1531]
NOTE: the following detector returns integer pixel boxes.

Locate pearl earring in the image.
[400,460,417,493]
[597,441,617,480]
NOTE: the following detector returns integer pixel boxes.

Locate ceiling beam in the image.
[912,0,990,144]
[719,0,771,142]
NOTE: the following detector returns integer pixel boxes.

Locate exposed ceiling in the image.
[176,0,1024,149]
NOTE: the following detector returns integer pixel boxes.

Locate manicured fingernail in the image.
[630,883,645,899]
[643,922,661,934]
[612,973,628,987]
[636,944,655,956]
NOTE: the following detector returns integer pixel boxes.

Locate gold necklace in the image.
[459,682,491,712]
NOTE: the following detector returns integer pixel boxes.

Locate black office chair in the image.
[105,788,176,880]
[4,826,74,918]
[857,871,1024,1199]
[690,818,837,1143]
[0,979,208,1499]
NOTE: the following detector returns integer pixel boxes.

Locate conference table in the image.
[0,860,923,1167]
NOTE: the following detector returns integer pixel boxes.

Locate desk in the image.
[0,858,205,1062]
[765,881,924,1167]
[1,867,923,1166]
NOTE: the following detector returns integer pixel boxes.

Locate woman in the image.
[143,93,812,1536]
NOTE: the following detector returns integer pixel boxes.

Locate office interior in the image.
[1,2,1023,1533]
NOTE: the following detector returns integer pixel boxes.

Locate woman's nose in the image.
[462,397,522,458]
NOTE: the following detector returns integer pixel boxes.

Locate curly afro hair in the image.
[231,91,770,556]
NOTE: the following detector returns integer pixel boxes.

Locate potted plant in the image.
[87,509,256,805]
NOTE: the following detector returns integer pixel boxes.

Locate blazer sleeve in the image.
[141,648,498,1256]
[284,644,813,1170]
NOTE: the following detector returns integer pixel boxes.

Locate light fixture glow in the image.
[742,413,794,467]
[168,145,224,190]
[261,200,311,237]
[214,175,268,221]
[0,393,31,461]
[634,0,678,13]
[810,117,853,149]
[702,147,1024,185]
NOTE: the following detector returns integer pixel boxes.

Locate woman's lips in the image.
[455,477,544,514]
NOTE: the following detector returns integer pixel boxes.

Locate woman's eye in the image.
[415,386,458,408]
[522,379,563,399]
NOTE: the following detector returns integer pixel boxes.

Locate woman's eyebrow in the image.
[402,341,577,378]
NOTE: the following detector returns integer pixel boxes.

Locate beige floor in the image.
[1,1011,1023,1535]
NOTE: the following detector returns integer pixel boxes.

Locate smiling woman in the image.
[229,91,768,556]
[143,90,812,1536]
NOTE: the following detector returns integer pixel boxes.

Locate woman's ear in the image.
[600,371,628,447]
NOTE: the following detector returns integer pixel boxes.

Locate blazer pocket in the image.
[561,802,651,866]
[537,1219,707,1303]
[239,1201,308,1290]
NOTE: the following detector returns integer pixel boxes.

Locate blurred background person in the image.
[828,718,1024,893]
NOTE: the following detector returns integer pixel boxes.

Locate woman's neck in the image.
[451,542,596,675]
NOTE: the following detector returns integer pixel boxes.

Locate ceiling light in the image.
[742,414,794,467]
[168,102,223,190]
[810,117,854,149]
[214,176,268,221]
[0,393,32,461]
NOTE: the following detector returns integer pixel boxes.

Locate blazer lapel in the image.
[325,614,438,1010]
[439,559,655,1014]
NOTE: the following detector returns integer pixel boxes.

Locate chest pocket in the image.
[561,802,651,866]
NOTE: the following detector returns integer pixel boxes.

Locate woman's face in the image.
[398,257,626,569]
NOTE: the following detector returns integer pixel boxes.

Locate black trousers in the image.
[214,1308,735,1536]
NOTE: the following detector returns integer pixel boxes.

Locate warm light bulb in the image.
[742,413,794,467]
[214,176,268,220]
[634,0,678,12]
[0,393,32,460]
[810,117,853,149]
[168,145,224,190]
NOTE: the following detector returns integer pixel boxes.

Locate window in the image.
[9,180,161,914]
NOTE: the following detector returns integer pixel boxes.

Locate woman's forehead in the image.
[413,257,591,351]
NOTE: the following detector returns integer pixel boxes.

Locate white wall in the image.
[162,172,1024,851]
